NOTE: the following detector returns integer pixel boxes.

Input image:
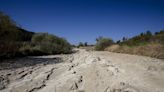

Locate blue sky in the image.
[0,0,164,44]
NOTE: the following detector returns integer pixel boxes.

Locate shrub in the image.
[19,42,47,56]
[78,42,84,47]
[31,33,72,54]
[95,37,114,51]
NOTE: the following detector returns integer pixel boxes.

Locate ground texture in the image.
[0,49,164,92]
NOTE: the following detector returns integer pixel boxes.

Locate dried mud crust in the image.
[0,76,9,90]
[0,49,164,92]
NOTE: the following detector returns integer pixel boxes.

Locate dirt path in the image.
[0,49,164,92]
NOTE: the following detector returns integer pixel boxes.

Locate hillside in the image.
[0,12,72,59]
[105,30,164,59]
[120,30,164,46]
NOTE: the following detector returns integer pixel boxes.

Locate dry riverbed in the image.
[0,49,164,92]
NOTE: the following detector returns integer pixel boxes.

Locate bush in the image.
[78,42,84,47]
[95,37,114,51]
[0,41,22,58]
[31,33,72,54]
[19,42,47,56]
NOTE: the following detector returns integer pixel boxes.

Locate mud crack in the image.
[28,68,55,92]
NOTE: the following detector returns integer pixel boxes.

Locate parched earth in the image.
[0,49,164,92]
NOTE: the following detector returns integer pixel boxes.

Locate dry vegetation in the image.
[95,31,164,59]
[106,44,164,59]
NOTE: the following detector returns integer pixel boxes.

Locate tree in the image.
[155,32,159,35]
[122,37,127,42]
[84,42,88,46]
[116,40,121,44]
[78,42,84,47]
[146,30,152,36]
[0,12,16,29]
[140,32,144,36]
[0,12,19,41]
[96,36,103,42]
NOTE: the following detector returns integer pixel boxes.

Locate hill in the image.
[0,12,72,59]
[105,30,164,59]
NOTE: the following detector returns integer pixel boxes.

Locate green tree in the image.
[96,36,103,42]
[122,37,128,42]
[116,40,121,44]
[146,30,152,36]
[78,42,84,47]
[140,32,144,36]
[84,42,88,46]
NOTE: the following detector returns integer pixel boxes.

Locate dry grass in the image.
[105,44,164,59]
